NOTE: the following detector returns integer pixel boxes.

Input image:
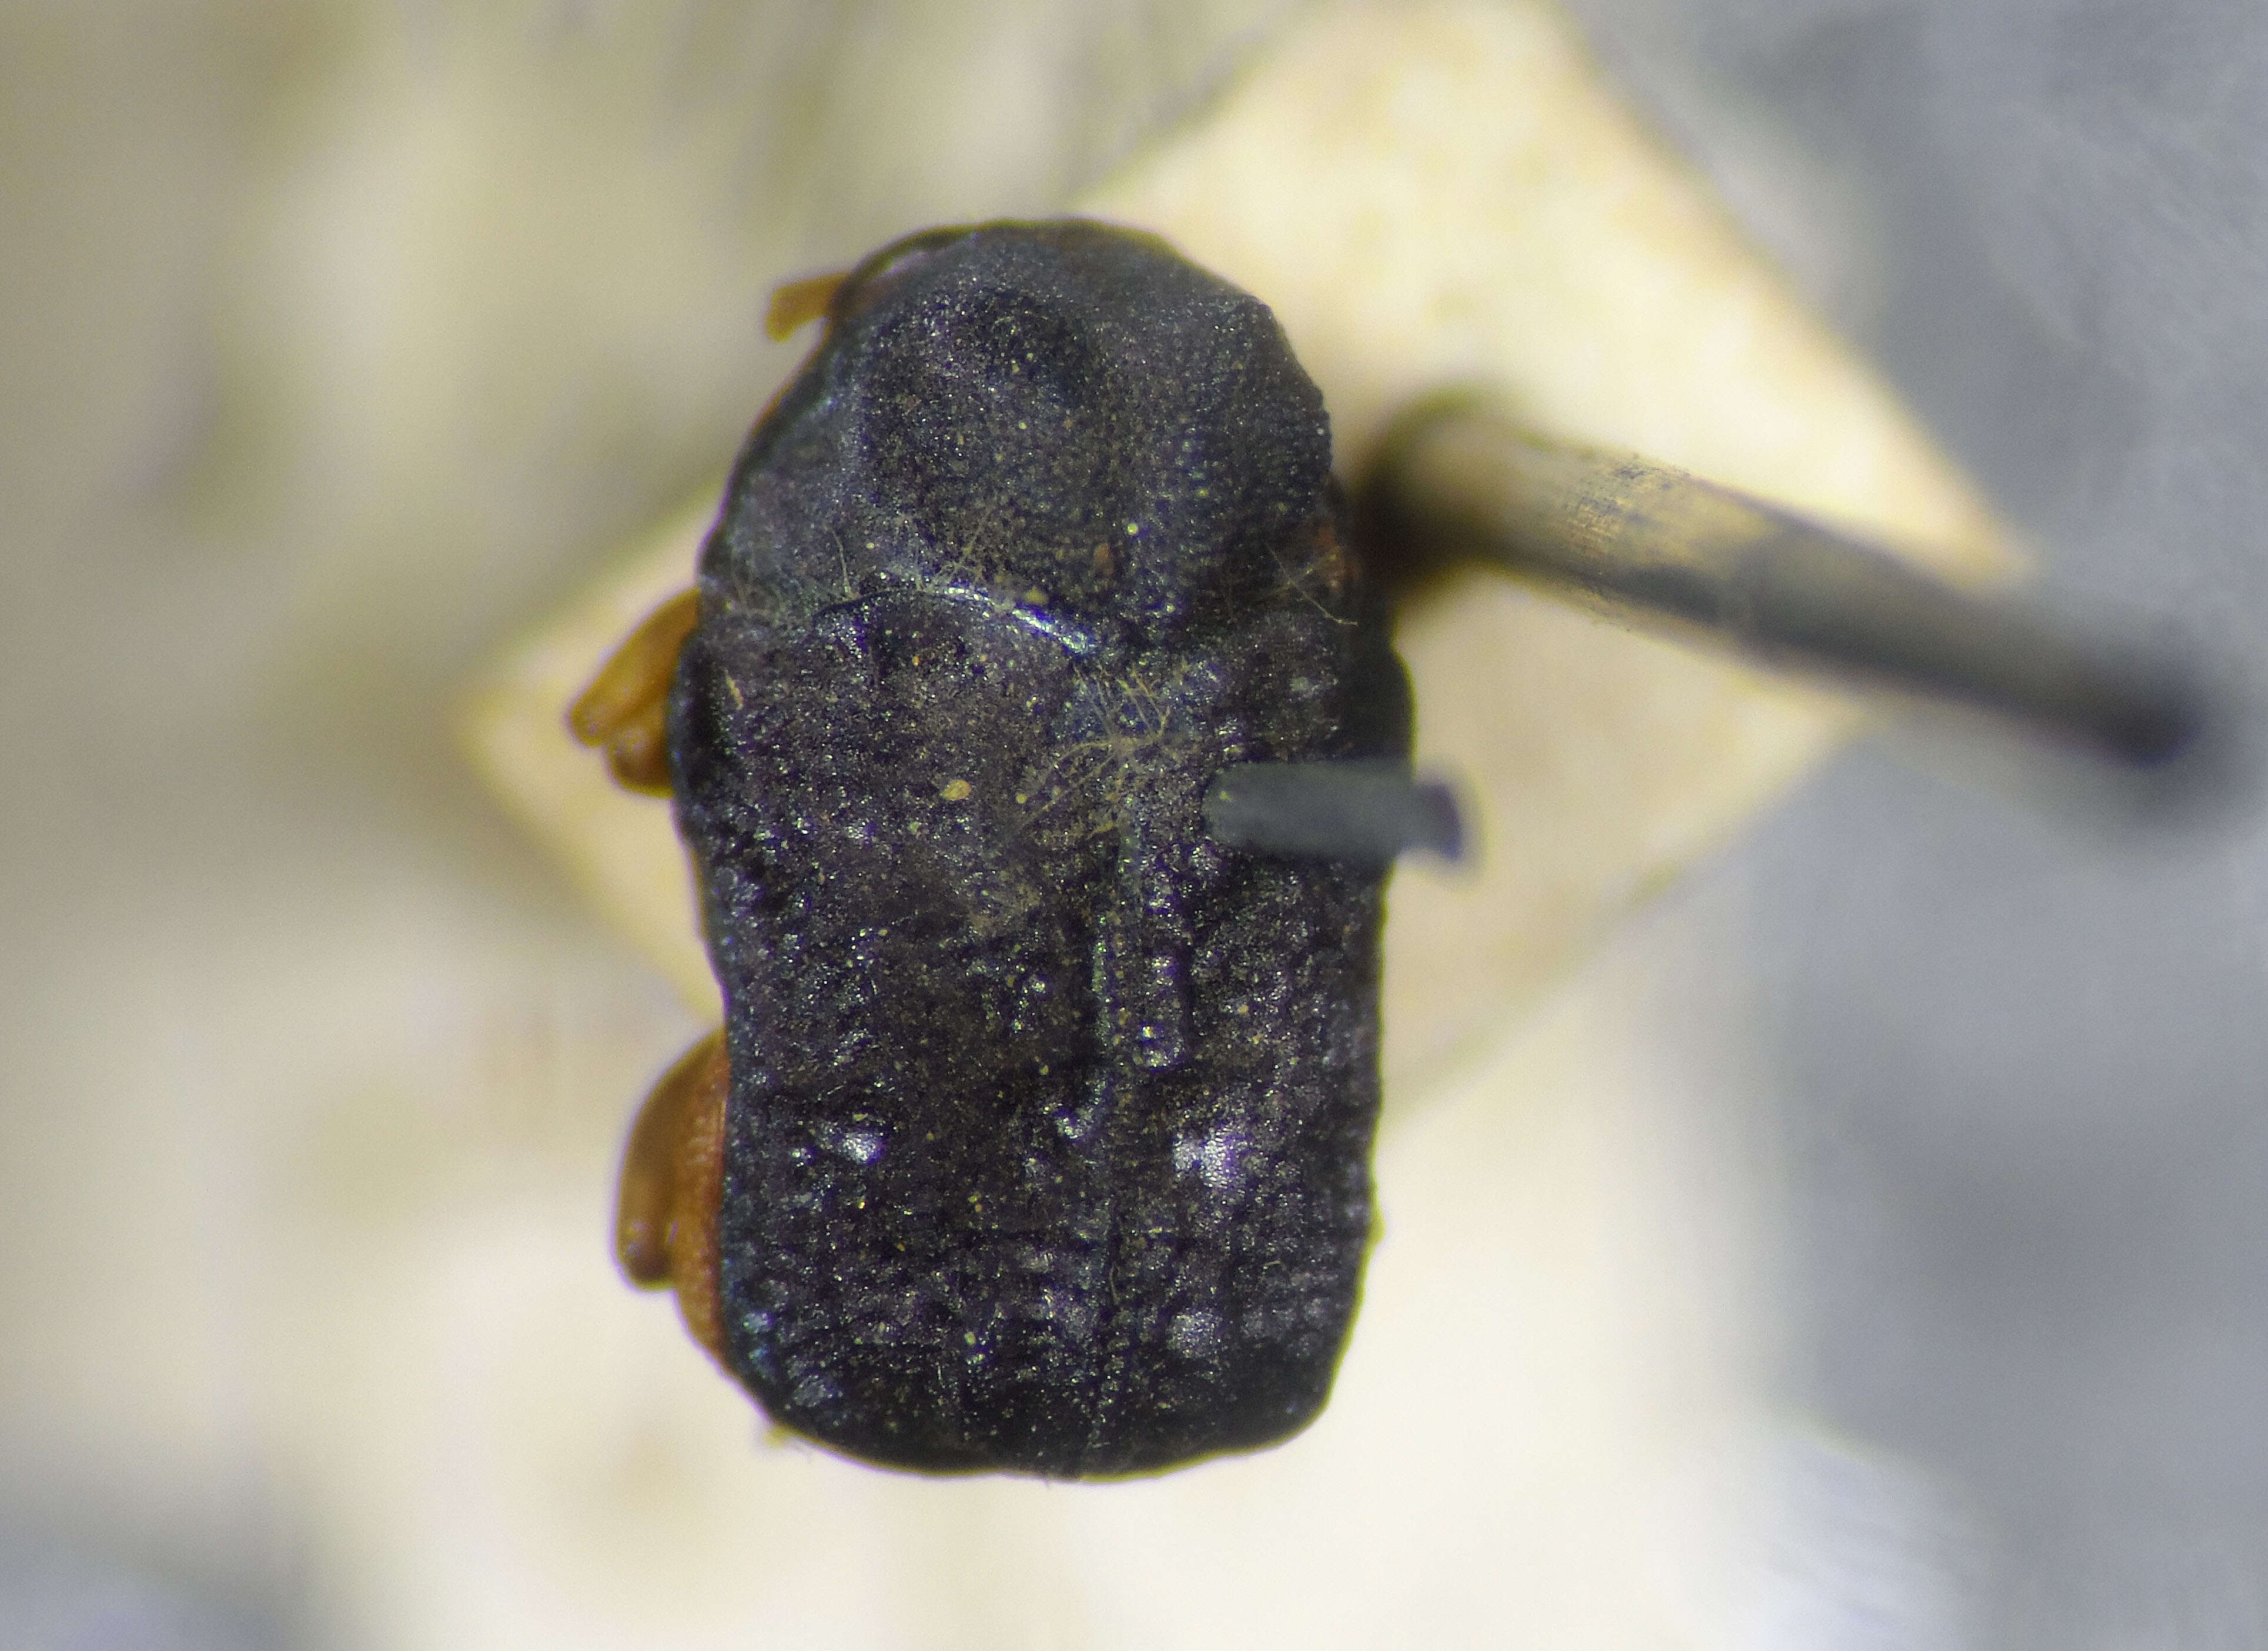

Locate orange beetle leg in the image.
[764,271,849,340]
[614,1028,730,1361]
[600,696,673,795]
[568,587,700,797]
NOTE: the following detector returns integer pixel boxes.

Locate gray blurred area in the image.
[1567,0,2268,1642]
[2,1,2263,1647]
[0,6,1296,1643]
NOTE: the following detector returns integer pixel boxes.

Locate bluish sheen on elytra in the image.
[668,221,1411,1475]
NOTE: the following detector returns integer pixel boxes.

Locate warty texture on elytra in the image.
[637,219,1414,1477]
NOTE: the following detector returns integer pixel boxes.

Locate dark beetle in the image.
[572,219,1438,1478]
[566,216,2197,1480]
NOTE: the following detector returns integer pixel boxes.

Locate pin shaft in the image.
[1371,403,2205,768]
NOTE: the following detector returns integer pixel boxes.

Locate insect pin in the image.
[571,219,1457,1478]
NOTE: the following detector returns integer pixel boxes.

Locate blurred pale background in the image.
[2,2,2263,1648]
